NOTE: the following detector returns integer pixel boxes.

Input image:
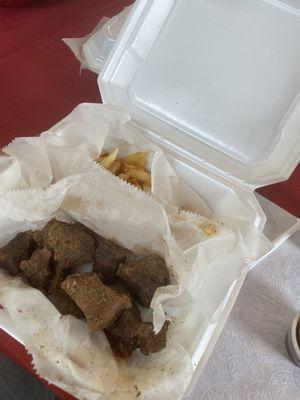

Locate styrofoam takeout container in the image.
[1,0,300,397]
[82,0,300,394]
[83,0,300,238]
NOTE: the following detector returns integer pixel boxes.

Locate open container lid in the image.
[99,0,300,187]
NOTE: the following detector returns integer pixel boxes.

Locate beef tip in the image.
[20,247,52,291]
[27,229,44,248]
[48,288,84,319]
[105,304,169,358]
[0,232,36,276]
[61,273,131,331]
[43,220,95,269]
[117,255,170,307]
[93,237,134,284]
[47,264,68,294]
[108,281,134,298]
[105,303,142,358]
[138,321,169,356]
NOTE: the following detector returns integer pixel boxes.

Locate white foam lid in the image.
[99,0,300,187]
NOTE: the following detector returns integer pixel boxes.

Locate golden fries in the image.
[97,148,119,169]
[108,160,122,175]
[118,173,130,181]
[96,149,218,238]
[128,178,142,189]
[142,183,151,192]
[198,223,217,236]
[96,149,152,192]
[122,167,151,184]
[121,152,147,168]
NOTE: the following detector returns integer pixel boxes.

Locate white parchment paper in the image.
[0,104,272,400]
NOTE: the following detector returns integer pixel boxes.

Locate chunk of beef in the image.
[43,220,95,269]
[137,321,169,356]
[47,264,68,294]
[48,288,84,319]
[0,232,36,276]
[61,273,131,331]
[19,247,52,291]
[93,237,133,284]
[117,255,170,307]
[105,305,169,358]
[105,303,142,358]
[27,229,44,248]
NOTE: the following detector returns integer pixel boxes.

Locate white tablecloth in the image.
[187,230,300,400]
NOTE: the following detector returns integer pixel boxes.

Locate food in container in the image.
[0,0,299,398]
[0,104,274,399]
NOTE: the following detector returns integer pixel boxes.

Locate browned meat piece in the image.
[61,273,131,331]
[138,321,169,356]
[48,288,84,319]
[19,247,53,291]
[105,305,169,358]
[0,232,36,276]
[105,303,142,358]
[117,255,170,307]
[93,237,134,284]
[108,281,134,297]
[43,220,95,269]
[47,264,68,294]
[27,229,44,247]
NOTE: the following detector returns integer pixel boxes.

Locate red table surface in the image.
[0,1,299,400]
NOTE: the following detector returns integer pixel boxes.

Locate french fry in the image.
[198,223,217,236]
[118,173,130,182]
[95,148,152,192]
[142,182,151,192]
[98,148,119,169]
[121,164,144,171]
[108,160,122,175]
[121,152,148,168]
[129,178,142,189]
[119,163,143,175]
[123,167,151,184]
[96,154,107,163]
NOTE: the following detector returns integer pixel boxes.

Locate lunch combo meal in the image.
[1,0,299,398]
[0,105,271,399]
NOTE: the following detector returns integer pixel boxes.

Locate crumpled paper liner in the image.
[0,155,27,194]
[0,271,193,400]
[0,103,272,400]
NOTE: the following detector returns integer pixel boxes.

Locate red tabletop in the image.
[0,1,299,400]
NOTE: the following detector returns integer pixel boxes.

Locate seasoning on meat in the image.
[117,255,170,307]
[138,321,169,356]
[93,237,134,284]
[105,305,169,358]
[43,220,95,269]
[48,288,84,319]
[47,264,68,294]
[105,303,142,358]
[61,273,132,331]
[20,247,52,291]
[0,221,171,360]
[0,232,36,276]
[27,229,44,247]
